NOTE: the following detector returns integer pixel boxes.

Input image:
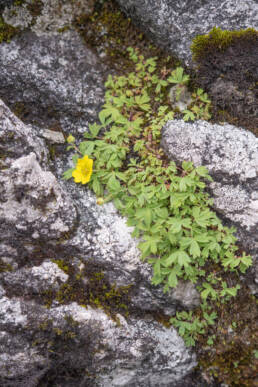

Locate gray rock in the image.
[0,152,77,241]
[0,100,199,384]
[169,85,192,112]
[0,29,106,133]
[0,300,196,385]
[42,129,65,144]
[2,0,94,33]
[0,99,48,169]
[0,0,14,9]
[116,0,258,65]
[161,119,258,292]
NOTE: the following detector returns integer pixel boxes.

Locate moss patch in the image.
[43,258,132,322]
[197,286,258,386]
[73,0,180,74]
[191,27,258,61]
[0,16,18,43]
[30,316,97,386]
[0,259,13,273]
[191,27,258,135]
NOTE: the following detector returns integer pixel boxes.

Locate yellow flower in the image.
[72,155,93,184]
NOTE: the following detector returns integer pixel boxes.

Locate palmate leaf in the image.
[167,67,190,84]
[138,235,160,257]
[169,218,182,233]
[79,141,95,156]
[192,207,212,228]
[107,175,121,193]
[168,269,178,287]
[183,110,195,121]
[168,217,192,233]
[203,311,217,325]
[135,94,151,111]
[99,106,121,125]
[201,283,218,301]
[166,265,182,288]
[88,123,101,137]
[222,252,240,270]
[179,177,194,192]
[189,240,201,258]
[194,234,210,244]
[164,250,191,268]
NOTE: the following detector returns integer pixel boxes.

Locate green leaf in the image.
[107,175,121,193]
[168,233,178,246]
[143,208,152,228]
[63,168,74,180]
[168,218,182,233]
[183,110,195,121]
[153,259,161,277]
[92,178,102,196]
[192,207,212,228]
[195,166,210,178]
[99,107,121,125]
[179,177,193,192]
[167,67,189,85]
[164,250,191,268]
[88,123,101,137]
[203,311,217,325]
[155,207,169,219]
[201,283,218,301]
[194,234,210,243]
[168,268,179,288]
[189,240,201,258]
[138,235,159,257]
[72,154,79,165]
[182,161,193,171]
[79,141,95,156]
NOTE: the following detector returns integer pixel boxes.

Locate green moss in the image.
[191,27,258,61]
[0,259,13,273]
[197,288,258,386]
[43,259,132,322]
[74,0,179,74]
[0,16,18,44]
[58,26,70,33]
[52,259,69,274]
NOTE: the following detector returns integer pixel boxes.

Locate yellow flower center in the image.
[80,165,87,175]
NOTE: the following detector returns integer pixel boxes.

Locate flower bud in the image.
[96,197,104,205]
[67,134,75,143]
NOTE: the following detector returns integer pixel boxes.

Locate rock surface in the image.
[0,29,106,134]
[116,0,258,65]
[0,298,196,386]
[0,101,198,384]
[161,119,258,292]
[2,0,94,31]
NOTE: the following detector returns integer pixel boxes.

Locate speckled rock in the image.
[0,99,48,169]
[0,152,77,241]
[0,29,106,133]
[2,0,94,32]
[0,299,196,386]
[116,0,258,65]
[161,120,258,292]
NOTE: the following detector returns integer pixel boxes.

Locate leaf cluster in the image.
[63,47,252,347]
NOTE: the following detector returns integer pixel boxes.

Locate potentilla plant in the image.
[63,47,252,347]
